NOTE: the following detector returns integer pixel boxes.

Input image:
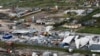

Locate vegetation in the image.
[53,20,68,27]
[0,41,100,54]
[77,8,100,34]
[78,8,100,23]
[53,26,69,31]
[0,0,14,5]
[0,0,18,7]
[77,27,100,34]
[0,0,79,7]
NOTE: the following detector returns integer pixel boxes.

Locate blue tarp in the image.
[3,34,12,39]
[59,43,69,48]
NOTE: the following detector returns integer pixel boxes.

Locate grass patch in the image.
[77,27,100,34]
[0,41,100,54]
[0,0,78,7]
[53,26,69,31]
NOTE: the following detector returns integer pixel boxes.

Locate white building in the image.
[75,36,93,49]
[64,9,85,16]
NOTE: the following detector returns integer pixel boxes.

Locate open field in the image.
[0,0,15,6]
[77,27,100,34]
[0,0,79,7]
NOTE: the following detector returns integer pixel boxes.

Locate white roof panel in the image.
[62,36,74,44]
